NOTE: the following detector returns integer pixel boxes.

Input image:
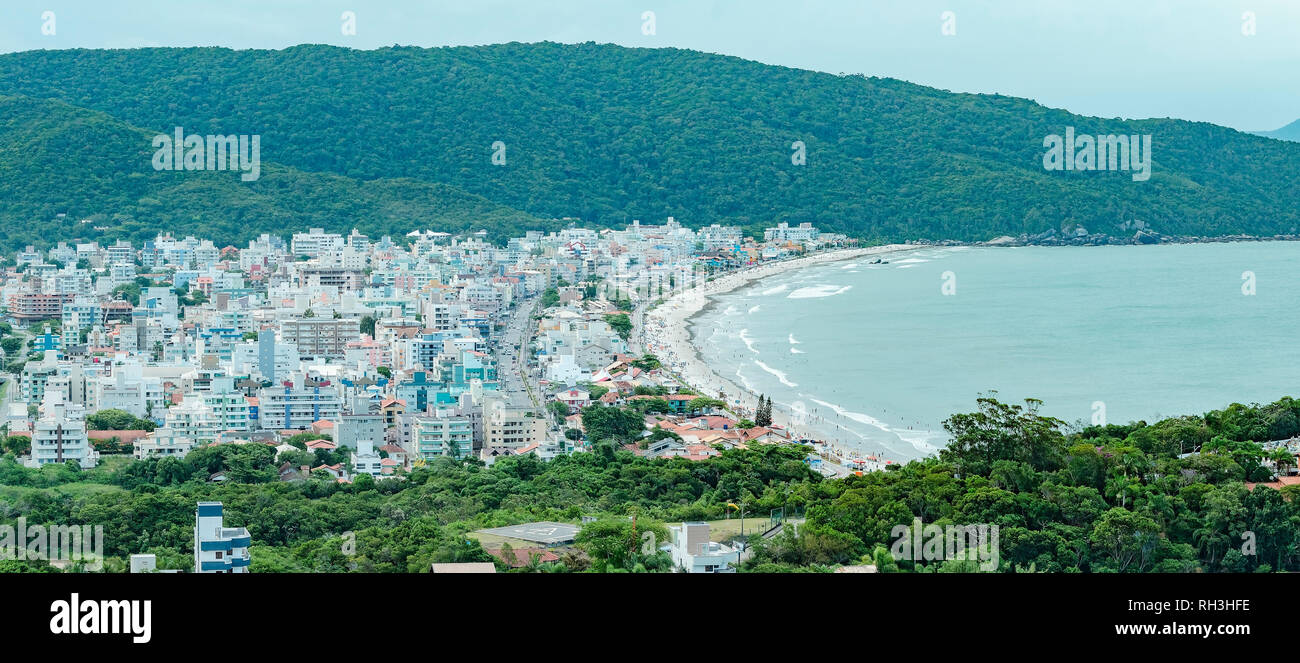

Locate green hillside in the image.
[2,42,1299,248]
[0,94,545,251]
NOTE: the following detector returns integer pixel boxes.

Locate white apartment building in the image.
[25,390,98,469]
[19,350,60,403]
[257,372,343,430]
[49,271,92,297]
[162,397,220,447]
[290,228,344,258]
[279,317,361,360]
[409,412,475,460]
[763,221,820,243]
[350,439,385,477]
[108,262,136,287]
[334,414,383,449]
[483,397,544,451]
[134,426,198,460]
[697,224,743,250]
[106,240,135,265]
[204,377,252,432]
[89,360,165,419]
[61,296,101,331]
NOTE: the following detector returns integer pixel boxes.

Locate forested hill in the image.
[2,41,1300,250]
[0,94,546,251]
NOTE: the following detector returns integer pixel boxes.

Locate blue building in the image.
[193,502,251,573]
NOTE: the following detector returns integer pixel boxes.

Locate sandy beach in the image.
[639,244,921,472]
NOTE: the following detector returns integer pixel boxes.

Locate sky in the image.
[0,0,1296,132]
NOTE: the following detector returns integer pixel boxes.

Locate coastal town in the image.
[0,217,901,500]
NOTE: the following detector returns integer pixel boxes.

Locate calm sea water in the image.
[691,242,1300,461]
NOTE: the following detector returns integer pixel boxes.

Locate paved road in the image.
[495,297,539,410]
[0,326,31,417]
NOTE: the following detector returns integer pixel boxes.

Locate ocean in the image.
[690,242,1300,462]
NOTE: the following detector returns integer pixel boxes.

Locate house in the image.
[1245,476,1300,491]
[305,439,337,452]
[554,388,590,413]
[350,439,385,478]
[664,522,739,573]
[381,397,406,428]
[429,562,497,573]
[835,565,879,573]
[278,462,312,482]
[312,463,348,481]
[378,443,408,469]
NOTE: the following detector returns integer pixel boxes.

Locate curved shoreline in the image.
[640,244,921,472]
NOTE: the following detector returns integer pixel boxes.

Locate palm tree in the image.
[1104,472,1129,508]
[1269,447,1294,477]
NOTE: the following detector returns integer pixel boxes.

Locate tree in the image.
[756,395,772,427]
[603,313,632,341]
[0,337,22,354]
[546,400,570,423]
[940,397,1067,477]
[579,405,645,443]
[539,288,560,309]
[1090,507,1159,572]
[86,409,157,432]
[359,315,376,338]
[1267,447,1294,477]
[2,434,30,456]
[631,354,660,371]
[575,516,670,572]
[687,397,725,415]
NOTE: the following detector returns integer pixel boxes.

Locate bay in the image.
[690,242,1300,462]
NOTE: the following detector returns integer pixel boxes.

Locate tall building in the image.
[258,330,275,379]
[763,222,820,243]
[335,414,384,449]
[483,397,544,452]
[279,317,361,361]
[256,371,343,430]
[194,502,251,573]
[410,413,474,460]
[25,389,98,469]
[290,227,343,258]
[204,377,253,431]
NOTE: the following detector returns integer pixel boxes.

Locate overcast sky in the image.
[1,0,1296,131]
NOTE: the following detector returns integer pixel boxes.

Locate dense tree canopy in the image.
[3,394,1299,573]
[0,43,1299,251]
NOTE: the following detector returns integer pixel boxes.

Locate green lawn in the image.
[0,481,126,501]
[692,518,775,541]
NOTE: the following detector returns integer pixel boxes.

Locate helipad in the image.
[477,521,580,546]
